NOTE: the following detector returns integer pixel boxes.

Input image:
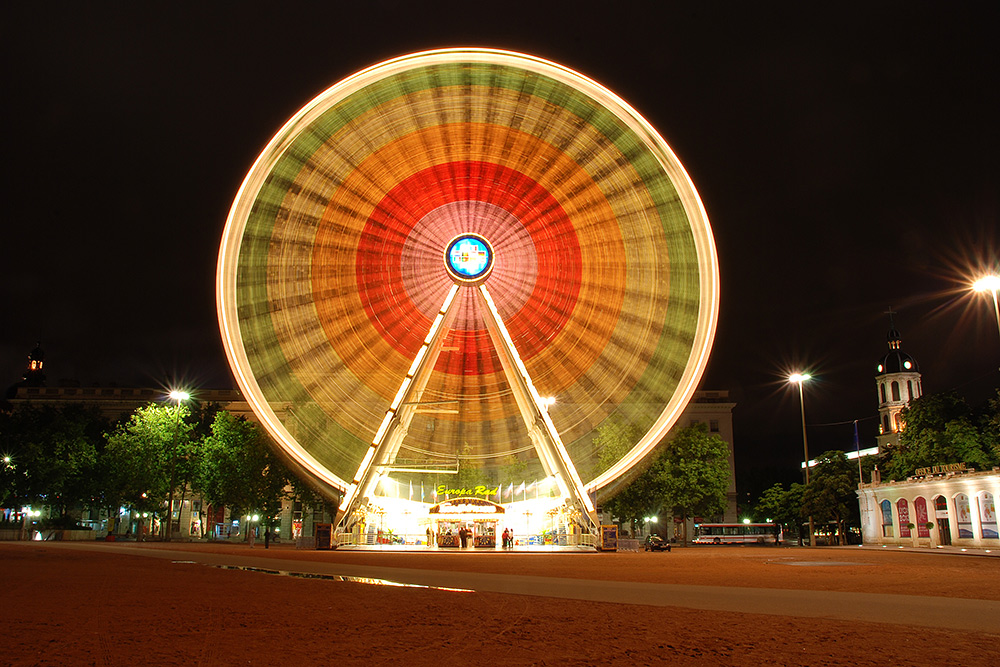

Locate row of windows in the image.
[23,387,157,397]
[878,379,921,405]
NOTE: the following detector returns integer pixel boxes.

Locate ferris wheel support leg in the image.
[335,285,460,530]
[476,285,600,534]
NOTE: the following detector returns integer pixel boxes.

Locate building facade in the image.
[857,313,999,550]
[857,468,1000,548]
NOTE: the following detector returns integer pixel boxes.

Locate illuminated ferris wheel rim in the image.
[217,48,720,495]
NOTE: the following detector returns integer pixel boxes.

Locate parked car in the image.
[644,535,671,552]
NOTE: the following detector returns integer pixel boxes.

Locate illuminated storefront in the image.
[858,467,1000,549]
[338,477,590,548]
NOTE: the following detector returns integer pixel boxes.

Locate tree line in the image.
[0,401,330,535]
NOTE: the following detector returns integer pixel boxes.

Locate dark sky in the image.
[3,3,998,493]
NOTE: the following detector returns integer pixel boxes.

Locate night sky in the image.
[3,4,998,494]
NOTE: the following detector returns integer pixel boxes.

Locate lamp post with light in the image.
[972,274,1000,346]
[164,390,190,542]
[249,514,260,547]
[789,373,816,547]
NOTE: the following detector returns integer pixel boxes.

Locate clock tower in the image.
[875,311,921,452]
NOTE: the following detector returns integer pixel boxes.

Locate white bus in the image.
[693,522,782,545]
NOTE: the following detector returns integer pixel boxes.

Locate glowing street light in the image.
[972,274,1000,345]
[164,389,190,541]
[789,372,816,547]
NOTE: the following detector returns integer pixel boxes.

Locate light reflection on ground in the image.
[190,562,474,592]
[770,560,871,567]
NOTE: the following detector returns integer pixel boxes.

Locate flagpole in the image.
[854,420,862,482]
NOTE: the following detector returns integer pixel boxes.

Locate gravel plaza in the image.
[3,540,998,666]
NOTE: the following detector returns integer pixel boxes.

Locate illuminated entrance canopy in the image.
[430,498,506,515]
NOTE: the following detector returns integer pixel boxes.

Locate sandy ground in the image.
[2,541,998,666]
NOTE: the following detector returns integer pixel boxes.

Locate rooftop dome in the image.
[875,314,918,375]
[876,350,919,375]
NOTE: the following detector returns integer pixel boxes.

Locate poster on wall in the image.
[955,493,974,539]
[980,493,998,539]
[914,497,930,538]
[880,500,894,537]
[897,499,911,538]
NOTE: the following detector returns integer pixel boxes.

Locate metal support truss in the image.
[476,285,599,534]
[336,284,459,528]
[336,281,599,536]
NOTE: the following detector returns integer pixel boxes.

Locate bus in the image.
[693,523,782,545]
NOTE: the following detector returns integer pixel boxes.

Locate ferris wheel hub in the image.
[444,234,494,286]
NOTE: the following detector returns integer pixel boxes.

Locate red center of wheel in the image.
[353,161,583,375]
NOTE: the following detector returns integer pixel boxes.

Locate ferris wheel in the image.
[217,49,719,532]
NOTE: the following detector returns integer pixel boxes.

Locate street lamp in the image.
[789,373,816,547]
[972,274,1000,345]
[643,515,658,540]
[164,390,190,542]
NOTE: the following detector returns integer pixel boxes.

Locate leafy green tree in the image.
[602,470,659,536]
[883,391,998,481]
[102,403,193,528]
[0,404,105,519]
[287,479,337,520]
[801,451,856,545]
[593,417,650,534]
[594,417,643,475]
[198,411,292,537]
[984,390,1000,461]
[498,455,528,488]
[754,482,804,540]
[598,423,731,543]
[451,444,486,494]
[659,424,731,544]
